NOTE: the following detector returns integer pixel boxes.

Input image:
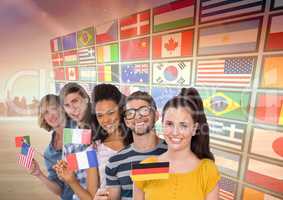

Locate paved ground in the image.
[0,118,58,200]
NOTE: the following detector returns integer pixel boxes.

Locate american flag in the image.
[219,177,236,200]
[196,57,254,87]
[18,143,35,169]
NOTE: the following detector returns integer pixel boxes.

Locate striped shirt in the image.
[105,139,167,200]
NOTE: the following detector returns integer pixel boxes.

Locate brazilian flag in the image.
[77,26,95,48]
[199,90,250,121]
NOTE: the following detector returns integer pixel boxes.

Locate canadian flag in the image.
[152,30,193,59]
[66,67,79,81]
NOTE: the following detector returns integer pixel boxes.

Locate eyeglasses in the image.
[124,106,153,120]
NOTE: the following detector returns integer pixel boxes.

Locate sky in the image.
[0,0,173,103]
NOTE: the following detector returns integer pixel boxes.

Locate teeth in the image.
[171,138,181,142]
[135,122,144,126]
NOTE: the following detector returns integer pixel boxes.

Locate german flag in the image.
[131,162,169,181]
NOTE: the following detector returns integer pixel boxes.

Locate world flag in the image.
[63,128,92,145]
[243,187,282,200]
[153,61,191,85]
[66,150,98,171]
[18,143,35,169]
[255,93,283,126]
[198,18,261,55]
[77,26,95,48]
[200,0,264,24]
[80,83,96,97]
[250,128,283,161]
[15,136,30,147]
[62,32,76,50]
[52,53,63,66]
[80,66,96,82]
[260,56,283,89]
[53,68,65,80]
[196,57,255,88]
[55,82,66,94]
[120,10,150,39]
[270,0,283,10]
[98,65,119,82]
[265,14,283,51]
[65,67,79,81]
[121,63,149,84]
[153,0,195,32]
[97,43,119,63]
[120,85,149,96]
[151,87,179,111]
[200,90,250,121]
[78,47,96,65]
[131,162,169,181]
[96,20,118,44]
[120,37,149,61]
[152,29,193,59]
[219,177,237,200]
[207,118,245,150]
[63,50,77,65]
[211,148,240,178]
[245,159,283,193]
[50,37,62,52]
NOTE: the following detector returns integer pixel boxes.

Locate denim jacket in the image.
[44,132,74,200]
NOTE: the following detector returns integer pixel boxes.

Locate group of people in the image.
[28,82,220,200]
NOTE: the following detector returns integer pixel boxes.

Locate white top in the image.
[95,140,118,187]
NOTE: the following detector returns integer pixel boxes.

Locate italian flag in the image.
[97,43,119,63]
[153,0,195,32]
[66,150,98,171]
[63,128,92,145]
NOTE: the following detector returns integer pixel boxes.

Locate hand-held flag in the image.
[66,150,98,171]
[131,162,169,181]
[18,143,35,169]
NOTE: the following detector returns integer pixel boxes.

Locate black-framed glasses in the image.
[124,106,153,120]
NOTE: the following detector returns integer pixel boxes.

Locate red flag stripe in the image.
[246,170,283,193]
[132,167,169,175]
[66,154,78,171]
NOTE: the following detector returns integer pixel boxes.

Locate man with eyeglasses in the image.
[94,91,167,200]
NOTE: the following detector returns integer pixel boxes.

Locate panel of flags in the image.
[50,0,283,198]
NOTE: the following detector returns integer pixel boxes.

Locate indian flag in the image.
[131,162,169,181]
[66,150,98,171]
[97,43,119,63]
[63,128,92,145]
[153,0,195,32]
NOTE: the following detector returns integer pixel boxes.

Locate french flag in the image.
[66,150,98,171]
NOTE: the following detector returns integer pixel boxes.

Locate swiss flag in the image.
[120,10,150,39]
[152,29,193,59]
[66,67,79,81]
[52,53,63,66]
